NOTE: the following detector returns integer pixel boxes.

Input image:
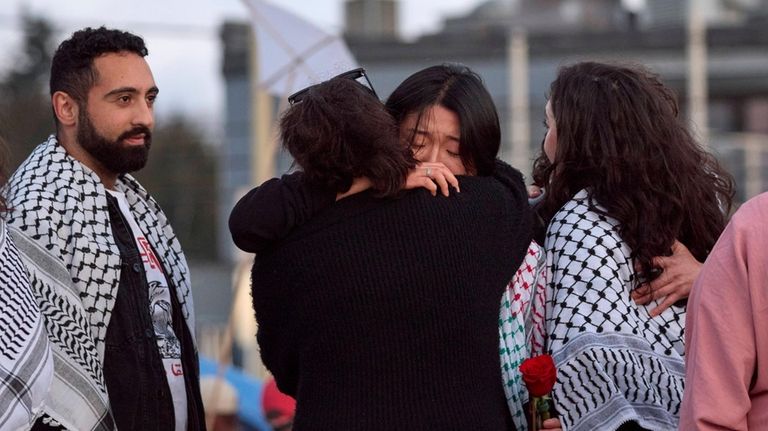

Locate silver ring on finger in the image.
[425,167,432,178]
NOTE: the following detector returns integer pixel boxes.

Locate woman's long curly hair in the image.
[280,77,416,197]
[532,62,734,280]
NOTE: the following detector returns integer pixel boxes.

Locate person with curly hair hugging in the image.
[532,61,734,431]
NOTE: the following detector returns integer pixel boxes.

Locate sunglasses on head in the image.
[287,67,378,105]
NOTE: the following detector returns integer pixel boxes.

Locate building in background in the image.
[345,0,399,39]
[440,0,629,35]
[216,0,768,373]
[644,0,766,28]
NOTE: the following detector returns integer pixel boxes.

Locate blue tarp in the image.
[199,357,271,431]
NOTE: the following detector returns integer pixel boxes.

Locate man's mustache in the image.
[118,126,152,145]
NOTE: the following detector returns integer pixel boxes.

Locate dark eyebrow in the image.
[104,86,159,98]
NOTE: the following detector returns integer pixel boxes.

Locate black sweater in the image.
[238,165,531,430]
[230,171,336,254]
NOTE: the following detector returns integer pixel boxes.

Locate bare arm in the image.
[631,240,701,317]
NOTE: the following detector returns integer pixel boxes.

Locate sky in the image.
[0,0,483,137]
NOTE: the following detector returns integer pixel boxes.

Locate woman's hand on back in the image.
[405,162,460,197]
[631,240,702,317]
[337,163,459,201]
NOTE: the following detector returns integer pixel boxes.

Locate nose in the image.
[426,142,440,163]
[133,99,155,130]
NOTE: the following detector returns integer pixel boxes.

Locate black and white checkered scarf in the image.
[545,191,685,431]
[6,136,195,431]
[0,220,54,429]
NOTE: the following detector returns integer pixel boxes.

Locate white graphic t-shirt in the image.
[108,190,188,431]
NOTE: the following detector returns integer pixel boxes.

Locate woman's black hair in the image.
[385,64,500,175]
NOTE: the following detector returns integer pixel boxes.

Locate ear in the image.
[52,91,79,127]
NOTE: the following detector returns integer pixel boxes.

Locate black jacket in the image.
[102,194,205,431]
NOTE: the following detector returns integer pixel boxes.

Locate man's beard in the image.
[77,110,153,175]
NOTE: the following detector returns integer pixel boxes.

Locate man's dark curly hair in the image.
[532,61,734,282]
[280,77,416,197]
[50,26,147,119]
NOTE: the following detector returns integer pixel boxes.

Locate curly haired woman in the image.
[533,62,734,431]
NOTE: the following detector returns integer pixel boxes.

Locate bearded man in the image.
[6,27,205,431]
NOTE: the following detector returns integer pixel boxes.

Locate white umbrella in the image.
[242,0,359,97]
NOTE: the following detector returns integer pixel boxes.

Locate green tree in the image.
[0,13,56,170]
[135,115,219,261]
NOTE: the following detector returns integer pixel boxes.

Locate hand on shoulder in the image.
[631,240,701,317]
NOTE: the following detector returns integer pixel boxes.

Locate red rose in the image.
[519,354,557,397]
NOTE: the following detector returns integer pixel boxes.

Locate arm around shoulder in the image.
[229,172,336,254]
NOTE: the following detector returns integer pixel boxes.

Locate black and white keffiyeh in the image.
[0,220,53,430]
[545,190,685,431]
[6,136,195,431]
